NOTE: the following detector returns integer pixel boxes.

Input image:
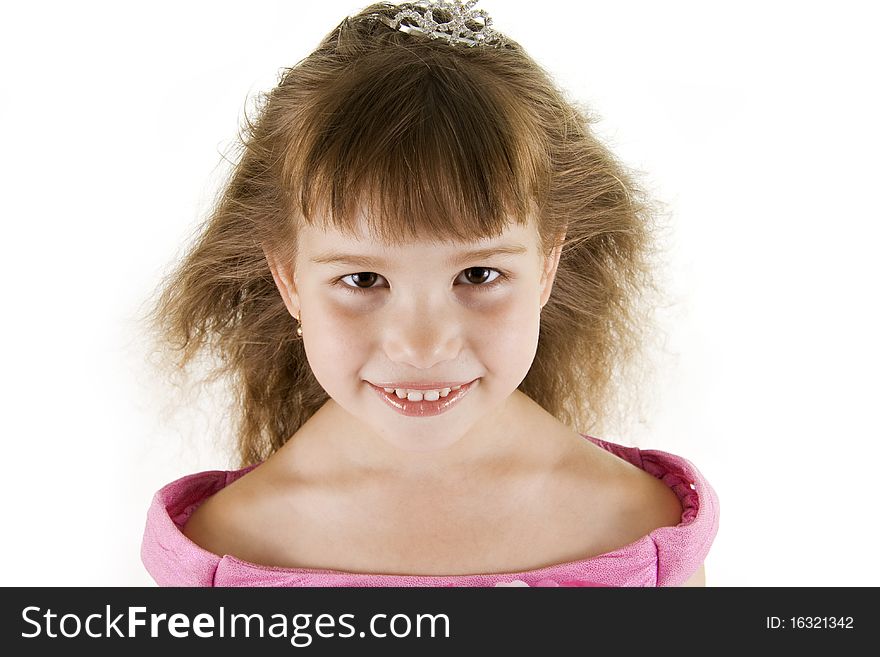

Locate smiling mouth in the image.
[367,379,479,417]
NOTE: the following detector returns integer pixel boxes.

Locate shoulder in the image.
[547,433,684,556]
[180,466,278,563]
[180,459,315,567]
[579,436,721,585]
[621,455,685,533]
[593,441,684,540]
[141,466,262,585]
[180,487,238,557]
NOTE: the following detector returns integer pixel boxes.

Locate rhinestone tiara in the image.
[370,0,508,48]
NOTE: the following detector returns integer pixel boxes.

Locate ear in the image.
[539,231,566,308]
[263,247,301,320]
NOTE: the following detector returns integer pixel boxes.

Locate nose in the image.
[382,301,464,371]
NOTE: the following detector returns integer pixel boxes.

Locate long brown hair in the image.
[142,2,670,468]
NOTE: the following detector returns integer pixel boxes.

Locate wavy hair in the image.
[142,2,670,468]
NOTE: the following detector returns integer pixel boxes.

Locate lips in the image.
[368,378,478,417]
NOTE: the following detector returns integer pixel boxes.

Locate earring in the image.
[295,316,303,338]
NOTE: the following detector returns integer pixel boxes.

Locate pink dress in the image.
[140,434,719,587]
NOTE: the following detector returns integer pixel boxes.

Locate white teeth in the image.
[387,386,458,401]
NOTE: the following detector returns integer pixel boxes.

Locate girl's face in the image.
[266,215,563,454]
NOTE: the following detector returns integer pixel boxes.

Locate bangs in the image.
[281,44,550,246]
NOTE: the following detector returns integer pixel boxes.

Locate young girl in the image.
[140,0,719,587]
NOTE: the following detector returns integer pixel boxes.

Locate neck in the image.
[280,389,551,484]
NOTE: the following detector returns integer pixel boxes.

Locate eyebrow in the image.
[310,244,529,268]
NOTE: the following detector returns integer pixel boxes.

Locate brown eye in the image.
[462,267,493,285]
[350,272,379,289]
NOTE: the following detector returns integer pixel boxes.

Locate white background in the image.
[2,1,877,586]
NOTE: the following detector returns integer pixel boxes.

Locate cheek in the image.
[302,302,371,376]
[470,301,540,363]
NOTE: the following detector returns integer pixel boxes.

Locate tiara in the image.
[371,0,508,48]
